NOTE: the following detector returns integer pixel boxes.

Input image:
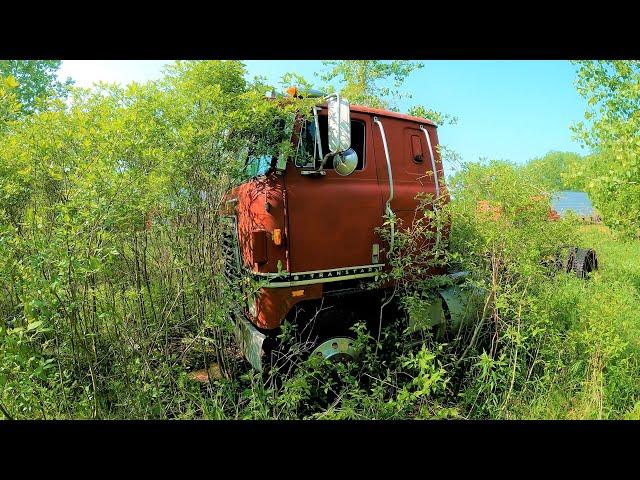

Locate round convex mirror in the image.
[334,148,358,176]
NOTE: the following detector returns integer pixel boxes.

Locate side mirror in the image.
[326,94,351,154]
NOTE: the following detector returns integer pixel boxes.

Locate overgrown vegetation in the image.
[570,60,640,238]
[1,60,639,420]
[521,150,585,192]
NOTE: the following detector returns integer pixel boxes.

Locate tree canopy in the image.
[0,60,73,114]
[319,60,424,110]
[572,60,640,237]
[0,76,21,131]
[521,150,585,193]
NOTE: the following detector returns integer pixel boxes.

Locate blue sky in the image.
[58,60,589,169]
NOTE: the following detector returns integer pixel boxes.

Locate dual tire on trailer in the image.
[557,246,598,278]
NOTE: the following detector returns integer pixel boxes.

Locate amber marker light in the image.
[272,228,282,246]
[291,290,305,298]
[286,86,297,97]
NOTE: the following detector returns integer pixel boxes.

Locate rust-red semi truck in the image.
[221,88,599,371]
[221,89,467,370]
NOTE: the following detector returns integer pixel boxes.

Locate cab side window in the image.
[298,116,366,170]
[347,120,366,171]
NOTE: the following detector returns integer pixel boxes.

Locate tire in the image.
[573,248,598,279]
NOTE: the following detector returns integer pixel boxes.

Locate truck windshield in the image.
[244,154,272,178]
[242,116,288,179]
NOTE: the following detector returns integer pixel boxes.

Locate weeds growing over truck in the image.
[1,61,639,419]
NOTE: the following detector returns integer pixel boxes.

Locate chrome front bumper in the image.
[233,314,268,372]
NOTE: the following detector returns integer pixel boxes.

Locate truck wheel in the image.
[309,336,358,362]
[573,248,598,279]
[305,306,365,363]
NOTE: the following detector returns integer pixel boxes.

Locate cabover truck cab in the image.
[224,91,451,371]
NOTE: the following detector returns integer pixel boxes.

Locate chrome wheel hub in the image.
[310,337,358,362]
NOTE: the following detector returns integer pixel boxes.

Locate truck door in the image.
[284,110,386,274]
[372,116,441,233]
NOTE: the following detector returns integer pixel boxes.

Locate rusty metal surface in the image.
[230,105,447,331]
[284,110,386,273]
[231,175,288,275]
[252,283,323,330]
[348,104,437,127]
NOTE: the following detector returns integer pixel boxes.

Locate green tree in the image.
[0,60,72,114]
[0,76,21,131]
[521,150,585,192]
[407,105,458,127]
[318,60,457,129]
[319,60,424,110]
[0,60,315,419]
[572,60,640,237]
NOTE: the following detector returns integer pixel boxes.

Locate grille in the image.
[220,215,242,285]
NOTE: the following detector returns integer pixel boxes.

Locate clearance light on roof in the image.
[284,86,327,99]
